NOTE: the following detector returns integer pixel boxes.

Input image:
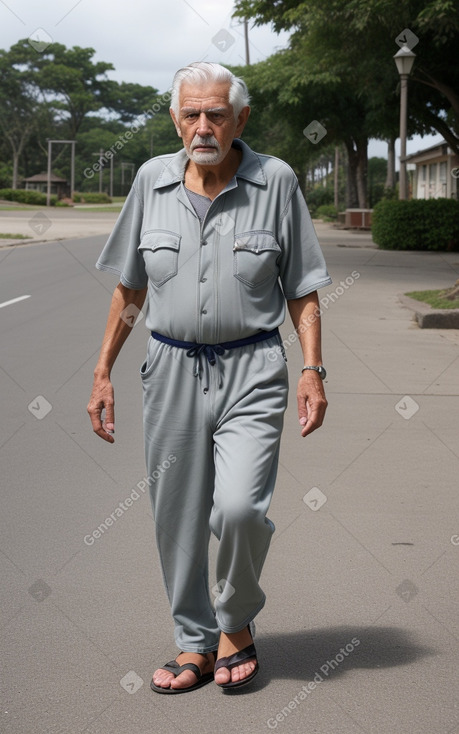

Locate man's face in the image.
[170,81,249,166]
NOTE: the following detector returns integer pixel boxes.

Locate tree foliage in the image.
[234,0,459,205]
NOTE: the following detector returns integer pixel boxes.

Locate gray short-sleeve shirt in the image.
[96,139,332,343]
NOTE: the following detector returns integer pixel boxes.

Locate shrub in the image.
[0,188,57,205]
[316,204,338,221]
[305,187,334,217]
[372,199,459,251]
[72,191,112,204]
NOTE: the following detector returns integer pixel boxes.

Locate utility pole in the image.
[244,18,250,65]
[91,148,104,193]
[334,147,339,210]
[46,139,76,206]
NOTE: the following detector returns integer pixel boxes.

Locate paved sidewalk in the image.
[1,223,458,734]
[0,207,119,246]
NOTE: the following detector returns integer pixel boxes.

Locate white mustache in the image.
[191,136,220,151]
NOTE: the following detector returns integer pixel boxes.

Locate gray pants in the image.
[140,334,288,653]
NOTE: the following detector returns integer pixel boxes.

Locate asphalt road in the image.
[1,226,459,734]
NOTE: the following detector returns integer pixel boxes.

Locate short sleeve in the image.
[278,181,332,299]
[95,181,147,290]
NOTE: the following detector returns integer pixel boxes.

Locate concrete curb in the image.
[398,293,459,329]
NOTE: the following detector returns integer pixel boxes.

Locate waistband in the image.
[151,328,279,364]
[151,328,280,387]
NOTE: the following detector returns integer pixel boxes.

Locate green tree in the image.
[234,0,459,206]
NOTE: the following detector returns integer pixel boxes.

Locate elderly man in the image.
[88,62,331,693]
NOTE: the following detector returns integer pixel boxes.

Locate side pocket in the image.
[140,338,165,380]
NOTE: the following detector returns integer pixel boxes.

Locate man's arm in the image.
[287,291,327,438]
[87,282,147,443]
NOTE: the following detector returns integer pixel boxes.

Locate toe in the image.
[214,666,231,685]
[152,669,175,688]
[231,660,256,683]
[169,669,199,689]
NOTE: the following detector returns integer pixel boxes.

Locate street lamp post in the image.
[394,46,416,200]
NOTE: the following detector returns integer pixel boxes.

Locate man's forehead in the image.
[179,81,232,109]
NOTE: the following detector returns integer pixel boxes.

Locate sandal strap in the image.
[160,660,202,679]
[215,643,257,672]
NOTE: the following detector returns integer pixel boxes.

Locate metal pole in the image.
[399,74,408,200]
[244,19,250,65]
[70,141,75,198]
[47,140,52,207]
[334,146,339,210]
[99,148,104,194]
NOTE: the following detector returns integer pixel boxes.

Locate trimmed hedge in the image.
[73,192,112,204]
[372,199,459,251]
[0,188,57,206]
[316,204,338,221]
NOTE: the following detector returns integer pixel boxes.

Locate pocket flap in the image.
[233,232,281,254]
[138,230,181,252]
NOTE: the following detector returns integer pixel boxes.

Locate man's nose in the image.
[196,112,212,136]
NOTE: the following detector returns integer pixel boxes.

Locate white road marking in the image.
[0,295,31,309]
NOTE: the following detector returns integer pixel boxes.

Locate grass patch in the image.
[0,232,28,239]
[406,289,459,309]
[74,206,122,213]
[0,204,41,210]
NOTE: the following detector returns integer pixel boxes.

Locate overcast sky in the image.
[0,0,442,160]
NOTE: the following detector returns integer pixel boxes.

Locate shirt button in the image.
[201,277,207,283]
[201,240,207,246]
[201,309,207,314]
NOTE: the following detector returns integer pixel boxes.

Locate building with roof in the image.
[23,172,69,199]
[405,141,458,200]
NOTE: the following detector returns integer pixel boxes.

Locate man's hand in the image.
[297,371,328,438]
[87,283,147,444]
[87,376,115,443]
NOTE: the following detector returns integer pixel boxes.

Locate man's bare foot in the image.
[214,627,257,686]
[152,652,215,690]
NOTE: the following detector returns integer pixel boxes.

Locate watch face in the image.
[318,366,327,379]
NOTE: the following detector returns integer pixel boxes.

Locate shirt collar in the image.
[152,138,267,190]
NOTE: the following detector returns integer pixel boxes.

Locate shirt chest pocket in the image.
[138,231,181,287]
[233,232,282,288]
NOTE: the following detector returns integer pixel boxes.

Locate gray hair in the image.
[170,62,250,118]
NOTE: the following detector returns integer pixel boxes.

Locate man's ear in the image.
[169,108,182,138]
[235,106,250,138]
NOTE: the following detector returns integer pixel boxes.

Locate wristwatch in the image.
[302,365,327,379]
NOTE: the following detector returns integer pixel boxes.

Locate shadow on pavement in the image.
[230,626,436,693]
